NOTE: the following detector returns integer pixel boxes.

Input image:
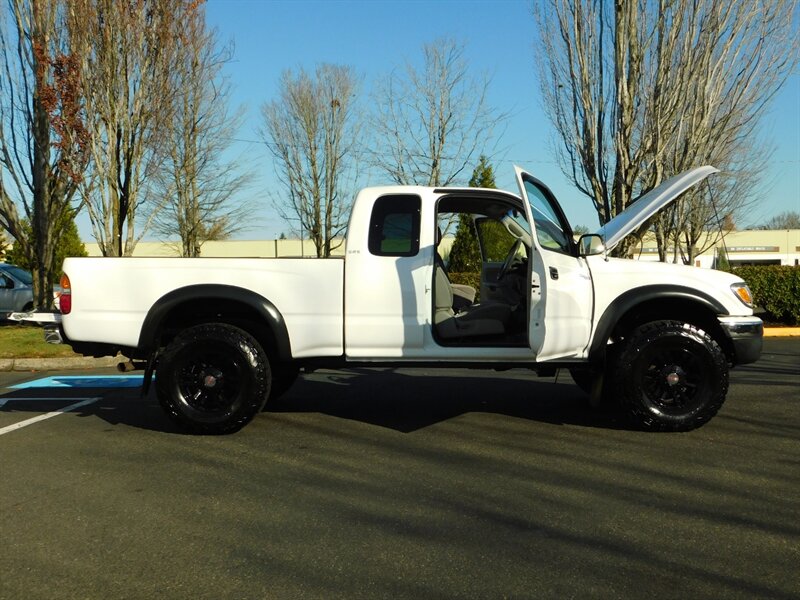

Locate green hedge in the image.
[731,266,800,325]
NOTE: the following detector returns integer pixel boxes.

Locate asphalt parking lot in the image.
[1,339,798,599]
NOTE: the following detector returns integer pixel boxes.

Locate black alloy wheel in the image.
[615,320,729,432]
[156,323,271,434]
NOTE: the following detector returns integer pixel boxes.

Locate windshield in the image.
[3,266,33,285]
[501,209,532,247]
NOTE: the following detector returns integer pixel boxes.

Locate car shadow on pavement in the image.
[2,369,629,435]
[0,386,184,434]
[265,369,630,433]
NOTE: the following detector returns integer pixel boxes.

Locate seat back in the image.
[434,265,454,324]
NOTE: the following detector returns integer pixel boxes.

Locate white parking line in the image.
[0,398,100,436]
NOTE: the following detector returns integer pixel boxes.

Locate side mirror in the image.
[578,234,606,257]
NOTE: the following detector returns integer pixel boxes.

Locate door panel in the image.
[0,275,15,312]
[531,249,593,359]
[345,193,431,358]
[514,167,594,361]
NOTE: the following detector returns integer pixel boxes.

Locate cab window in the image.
[368,195,421,257]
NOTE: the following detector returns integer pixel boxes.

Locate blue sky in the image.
[200,0,800,238]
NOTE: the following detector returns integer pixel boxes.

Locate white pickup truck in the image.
[43,166,762,434]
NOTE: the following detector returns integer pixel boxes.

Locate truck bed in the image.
[62,257,345,358]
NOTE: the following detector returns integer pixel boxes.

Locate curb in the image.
[763,327,800,337]
[0,355,122,372]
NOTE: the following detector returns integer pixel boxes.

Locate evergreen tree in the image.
[448,156,496,272]
[715,246,731,271]
[6,212,87,281]
[468,155,496,189]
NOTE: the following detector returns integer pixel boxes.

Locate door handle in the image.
[549,267,559,280]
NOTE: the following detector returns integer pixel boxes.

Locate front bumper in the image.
[718,316,763,365]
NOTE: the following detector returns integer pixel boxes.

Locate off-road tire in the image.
[156,323,271,434]
[615,320,728,432]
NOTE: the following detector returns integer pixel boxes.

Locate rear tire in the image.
[615,320,728,432]
[156,323,271,434]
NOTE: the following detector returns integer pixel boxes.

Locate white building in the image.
[82,229,800,268]
[632,229,800,268]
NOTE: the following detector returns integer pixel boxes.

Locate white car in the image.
[1,263,62,319]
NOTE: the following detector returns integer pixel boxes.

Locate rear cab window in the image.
[368,195,421,257]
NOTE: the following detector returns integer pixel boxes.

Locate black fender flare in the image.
[588,284,729,361]
[137,284,292,361]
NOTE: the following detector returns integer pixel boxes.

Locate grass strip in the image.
[0,324,80,358]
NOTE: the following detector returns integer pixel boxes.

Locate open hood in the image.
[595,166,719,251]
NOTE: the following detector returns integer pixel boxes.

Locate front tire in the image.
[615,320,728,432]
[156,323,271,434]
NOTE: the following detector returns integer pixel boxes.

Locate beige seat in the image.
[435,227,476,311]
[434,265,511,339]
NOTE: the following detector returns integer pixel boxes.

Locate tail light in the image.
[60,273,72,314]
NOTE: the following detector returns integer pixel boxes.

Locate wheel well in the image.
[155,298,284,361]
[608,298,734,361]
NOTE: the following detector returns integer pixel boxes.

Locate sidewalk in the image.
[1,327,797,372]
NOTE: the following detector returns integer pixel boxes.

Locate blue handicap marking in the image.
[12,375,146,390]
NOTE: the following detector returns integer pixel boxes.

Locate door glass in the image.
[523,180,571,254]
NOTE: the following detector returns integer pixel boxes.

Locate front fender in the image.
[588,285,729,361]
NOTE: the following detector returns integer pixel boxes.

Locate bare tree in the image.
[534,0,797,259]
[152,4,250,257]
[755,211,800,230]
[0,0,89,308]
[260,64,360,258]
[68,0,182,257]
[370,38,505,187]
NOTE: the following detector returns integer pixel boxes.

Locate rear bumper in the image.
[718,316,763,365]
[38,318,124,359]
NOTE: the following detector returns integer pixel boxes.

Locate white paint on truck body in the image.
[61,257,345,358]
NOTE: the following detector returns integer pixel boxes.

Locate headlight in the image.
[731,283,753,308]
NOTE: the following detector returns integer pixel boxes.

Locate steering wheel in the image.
[496,239,522,281]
